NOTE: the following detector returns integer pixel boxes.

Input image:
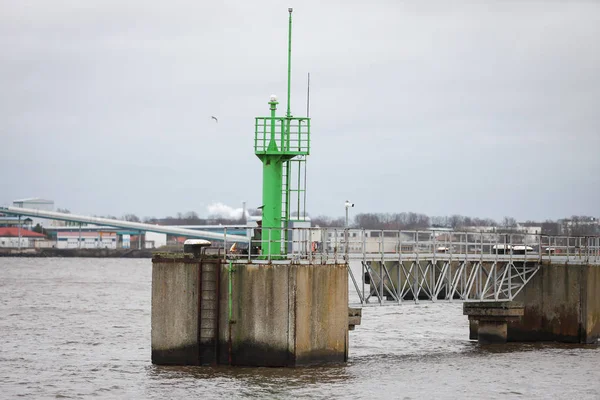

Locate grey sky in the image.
[1,0,598,222]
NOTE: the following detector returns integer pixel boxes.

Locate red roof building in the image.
[0,228,45,238]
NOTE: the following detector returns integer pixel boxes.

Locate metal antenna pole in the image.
[286,8,293,118]
[306,72,310,118]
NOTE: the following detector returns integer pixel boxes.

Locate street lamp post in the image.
[344,200,354,228]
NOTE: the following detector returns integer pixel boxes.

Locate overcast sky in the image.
[1,0,598,222]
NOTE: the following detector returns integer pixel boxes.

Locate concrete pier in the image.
[463,302,524,344]
[465,263,600,344]
[151,254,204,365]
[469,320,478,340]
[508,262,600,344]
[151,253,351,366]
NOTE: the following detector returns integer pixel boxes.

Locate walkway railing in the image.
[221,227,600,265]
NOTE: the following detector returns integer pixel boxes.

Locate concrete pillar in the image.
[221,262,349,366]
[469,319,478,340]
[152,252,350,367]
[151,254,202,365]
[477,320,508,344]
[463,302,524,344]
[508,263,600,344]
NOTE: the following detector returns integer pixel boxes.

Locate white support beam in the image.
[0,206,249,243]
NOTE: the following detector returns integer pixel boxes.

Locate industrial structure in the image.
[11,198,54,228]
[254,8,310,257]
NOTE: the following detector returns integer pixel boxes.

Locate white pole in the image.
[345,207,349,228]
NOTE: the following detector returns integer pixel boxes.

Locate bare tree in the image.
[184,211,199,220]
[448,215,465,229]
[541,220,560,235]
[311,215,345,227]
[502,216,517,228]
[123,214,141,222]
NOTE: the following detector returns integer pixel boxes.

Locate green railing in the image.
[254,117,310,156]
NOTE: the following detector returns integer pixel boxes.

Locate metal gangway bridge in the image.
[223,227,600,307]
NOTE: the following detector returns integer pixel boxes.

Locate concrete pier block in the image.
[508,263,600,344]
[152,253,350,367]
[477,320,508,344]
[223,262,349,366]
[464,302,524,344]
[151,255,201,365]
[469,319,478,341]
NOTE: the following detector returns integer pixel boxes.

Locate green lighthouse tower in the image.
[254,8,311,257]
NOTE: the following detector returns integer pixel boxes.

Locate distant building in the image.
[0,227,45,248]
[12,198,55,228]
[515,224,543,235]
[325,229,415,253]
[0,216,33,228]
[558,217,600,236]
[145,232,167,249]
[56,231,117,249]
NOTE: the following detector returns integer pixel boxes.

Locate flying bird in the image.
[211,116,218,123]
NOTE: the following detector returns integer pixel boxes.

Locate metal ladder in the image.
[198,262,219,365]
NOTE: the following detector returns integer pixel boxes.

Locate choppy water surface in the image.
[0,258,599,399]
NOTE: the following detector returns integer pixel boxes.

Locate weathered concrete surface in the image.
[508,263,600,344]
[152,255,350,367]
[151,257,200,365]
[227,263,293,366]
[464,302,525,317]
[294,264,348,365]
[584,265,600,343]
[477,320,508,344]
[469,320,478,340]
[464,302,524,344]
[218,263,348,367]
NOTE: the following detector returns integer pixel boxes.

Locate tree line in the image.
[309,213,598,236]
[51,207,598,236]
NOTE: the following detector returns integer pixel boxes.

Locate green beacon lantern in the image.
[254,8,311,257]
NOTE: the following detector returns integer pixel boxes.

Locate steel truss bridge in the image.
[222,227,600,306]
[352,257,540,306]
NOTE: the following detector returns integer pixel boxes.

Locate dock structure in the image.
[151,247,349,366]
[152,8,351,367]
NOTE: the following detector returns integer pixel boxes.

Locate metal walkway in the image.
[222,227,600,306]
[351,258,540,306]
